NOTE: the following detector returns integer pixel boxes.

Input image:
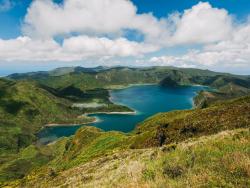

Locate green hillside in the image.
[0,78,94,154]
[14,128,250,188]
[131,95,250,148]
[1,95,249,187]
[1,67,250,187]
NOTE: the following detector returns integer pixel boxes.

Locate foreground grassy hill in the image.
[1,95,249,187]
[16,128,250,188]
[132,95,250,148]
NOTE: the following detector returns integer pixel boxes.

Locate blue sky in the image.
[1,0,250,39]
[0,0,250,75]
[134,0,250,18]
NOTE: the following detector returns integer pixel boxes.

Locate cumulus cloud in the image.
[22,1,232,45]
[150,21,250,70]
[63,36,158,57]
[0,0,249,73]
[0,36,157,61]
[22,0,167,42]
[149,56,197,68]
[169,2,233,45]
[0,37,61,61]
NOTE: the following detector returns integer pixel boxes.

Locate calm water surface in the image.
[38,85,205,143]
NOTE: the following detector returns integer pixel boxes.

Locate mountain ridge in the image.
[7,66,250,107]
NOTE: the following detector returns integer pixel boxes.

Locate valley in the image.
[1,1,250,187]
[0,66,250,187]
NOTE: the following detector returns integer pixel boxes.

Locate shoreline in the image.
[43,84,206,128]
[43,111,137,128]
[44,118,99,127]
[106,83,157,90]
[85,110,136,115]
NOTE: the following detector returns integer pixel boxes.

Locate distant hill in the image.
[8,66,250,106]
[8,66,111,79]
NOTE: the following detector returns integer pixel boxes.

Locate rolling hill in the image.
[1,95,249,187]
[1,67,250,187]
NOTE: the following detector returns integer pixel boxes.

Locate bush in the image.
[163,165,185,179]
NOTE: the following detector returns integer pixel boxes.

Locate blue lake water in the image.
[38,85,205,143]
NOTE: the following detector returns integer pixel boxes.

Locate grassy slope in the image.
[11,128,250,188]
[0,75,133,155]
[0,78,93,154]
[131,95,250,148]
[1,95,249,186]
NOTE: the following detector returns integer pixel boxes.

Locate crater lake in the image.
[38,85,205,143]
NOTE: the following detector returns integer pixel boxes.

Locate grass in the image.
[0,145,54,183]
[50,127,129,170]
[1,95,249,187]
[0,78,132,154]
[10,128,249,188]
[132,95,250,148]
[0,79,91,154]
[144,129,250,188]
[0,96,250,186]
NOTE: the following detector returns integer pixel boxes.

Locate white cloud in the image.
[22,0,166,42]
[149,55,197,68]
[169,2,233,45]
[0,37,61,61]
[0,1,249,74]
[23,1,233,45]
[63,36,158,57]
[149,22,250,70]
[0,36,157,61]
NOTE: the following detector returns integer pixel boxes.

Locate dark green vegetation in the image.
[193,75,250,107]
[9,66,250,106]
[1,68,140,154]
[1,66,250,187]
[1,95,249,187]
[7,66,228,91]
[132,95,250,148]
[0,78,95,153]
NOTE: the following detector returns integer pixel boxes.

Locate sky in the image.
[0,0,250,76]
